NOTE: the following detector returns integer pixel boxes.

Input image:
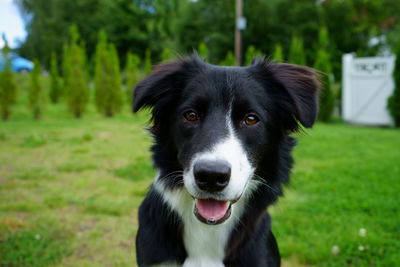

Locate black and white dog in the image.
[133,55,319,267]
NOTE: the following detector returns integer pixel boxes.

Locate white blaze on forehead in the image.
[184,110,254,201]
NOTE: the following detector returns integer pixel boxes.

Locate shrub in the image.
[198,42,209,60]
[289,35,306,65]
[49,52,62,103]
[314,26,335,122]
[220,51,235,66]
[388,44,400,127]
[94,30,123,117]
[63,25,89,118]
[144,49,152,74]
[272,43,284,62]
[125,52,141,103]
[161,48,174,62]
[28,60,45,120]
[245,45,262,65]
[0,37,17,120]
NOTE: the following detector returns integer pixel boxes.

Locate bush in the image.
[161,48,174,62]
[0,37,17,120]
[289,35,306,65]
[94,31,123,117]
[63,25,89,118]
[388,45,400,127]
[125,52,141,103]
[49,52,62,103]
[273,43,284,62]
[245,45,262,65]
[198,42,209,60]
[314,26,334,122]
[220,51,235,66]
[28,60,45,120]
[144,49,152,74]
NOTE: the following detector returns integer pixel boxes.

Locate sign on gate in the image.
[342,54,395,126]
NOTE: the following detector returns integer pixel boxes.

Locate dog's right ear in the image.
[133,60,186,112]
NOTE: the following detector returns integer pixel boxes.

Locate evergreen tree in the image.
[272,43,284,62]
[94,31,123,117]
[314,26,334,122]
[245,45,262,66]
[125,52,141,103]
[28,59,45,120]
[161,48,174,62]
[388,44,400,127]
[63,25,89,118]
[49,52,62,103]
[0,36,17,120]
[289,35,306,65]
[144,49,152,74]
[219,51,235,66]
[198,42,209,60]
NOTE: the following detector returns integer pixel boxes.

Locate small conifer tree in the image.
[0,36,17,120]
[144,49,152,74]
[289,35,306,65]
[388,44,400,127]
[161,48,174,62]
[245,45,262,65]
[94,31,123,117]
[63,25,89,118]
[198,42,209,60]
[28,60,45,120]
[125,52,141,103]
[49,52,62,103]
[314,26,334,122]
[220,51,235,66]
[272,43,284,62]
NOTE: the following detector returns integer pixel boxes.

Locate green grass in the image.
[0,74,399,266]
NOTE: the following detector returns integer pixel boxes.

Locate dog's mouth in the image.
[194,198,232,225]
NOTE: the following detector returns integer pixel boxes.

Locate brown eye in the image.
[244,114,259,126]
[184,110,199,122]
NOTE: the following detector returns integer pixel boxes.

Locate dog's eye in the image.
[243,114,259,126]
[183,110,199,122]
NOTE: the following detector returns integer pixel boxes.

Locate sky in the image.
[0,0,26,49]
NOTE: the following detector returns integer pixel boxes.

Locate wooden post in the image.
[235,0,243,66]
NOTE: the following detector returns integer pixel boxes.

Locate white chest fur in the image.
[153,183,248,267]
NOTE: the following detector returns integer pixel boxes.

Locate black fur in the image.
[134,55,319,266]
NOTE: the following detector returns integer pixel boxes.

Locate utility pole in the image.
[235,0,243,66]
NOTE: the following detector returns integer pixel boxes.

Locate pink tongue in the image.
[197,199,229,221]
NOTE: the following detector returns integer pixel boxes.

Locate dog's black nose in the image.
[193,160,231,192]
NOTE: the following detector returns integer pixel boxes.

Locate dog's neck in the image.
[153,178,259,267]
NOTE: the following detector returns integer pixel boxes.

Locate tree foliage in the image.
[0,36,17,120]
[49,52,62,103]
[289,35,306,65]
[245,45,262,66]
[272,43,284,63]
[219,51,235,66]
[314,26,335,122]
[28,59,45,120]
[94,30,123,117]
[15,0,400,80]
[388,44,400,127]
[125,52,141,103]
[63,25,89,118]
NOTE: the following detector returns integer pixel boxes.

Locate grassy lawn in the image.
[1,75,399,266]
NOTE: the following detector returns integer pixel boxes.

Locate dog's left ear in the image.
[251,61,320,129]
[133,60,185,112]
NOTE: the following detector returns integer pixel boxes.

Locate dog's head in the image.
[134,56,319,225]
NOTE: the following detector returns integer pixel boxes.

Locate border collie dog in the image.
[133,55,319,267]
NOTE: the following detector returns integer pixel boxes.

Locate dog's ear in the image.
[133,60,185,112]
[250,60,320,129]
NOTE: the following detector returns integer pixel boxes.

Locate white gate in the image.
[342,54,395,126]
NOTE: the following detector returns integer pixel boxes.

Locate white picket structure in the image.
[342,53,395,126]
